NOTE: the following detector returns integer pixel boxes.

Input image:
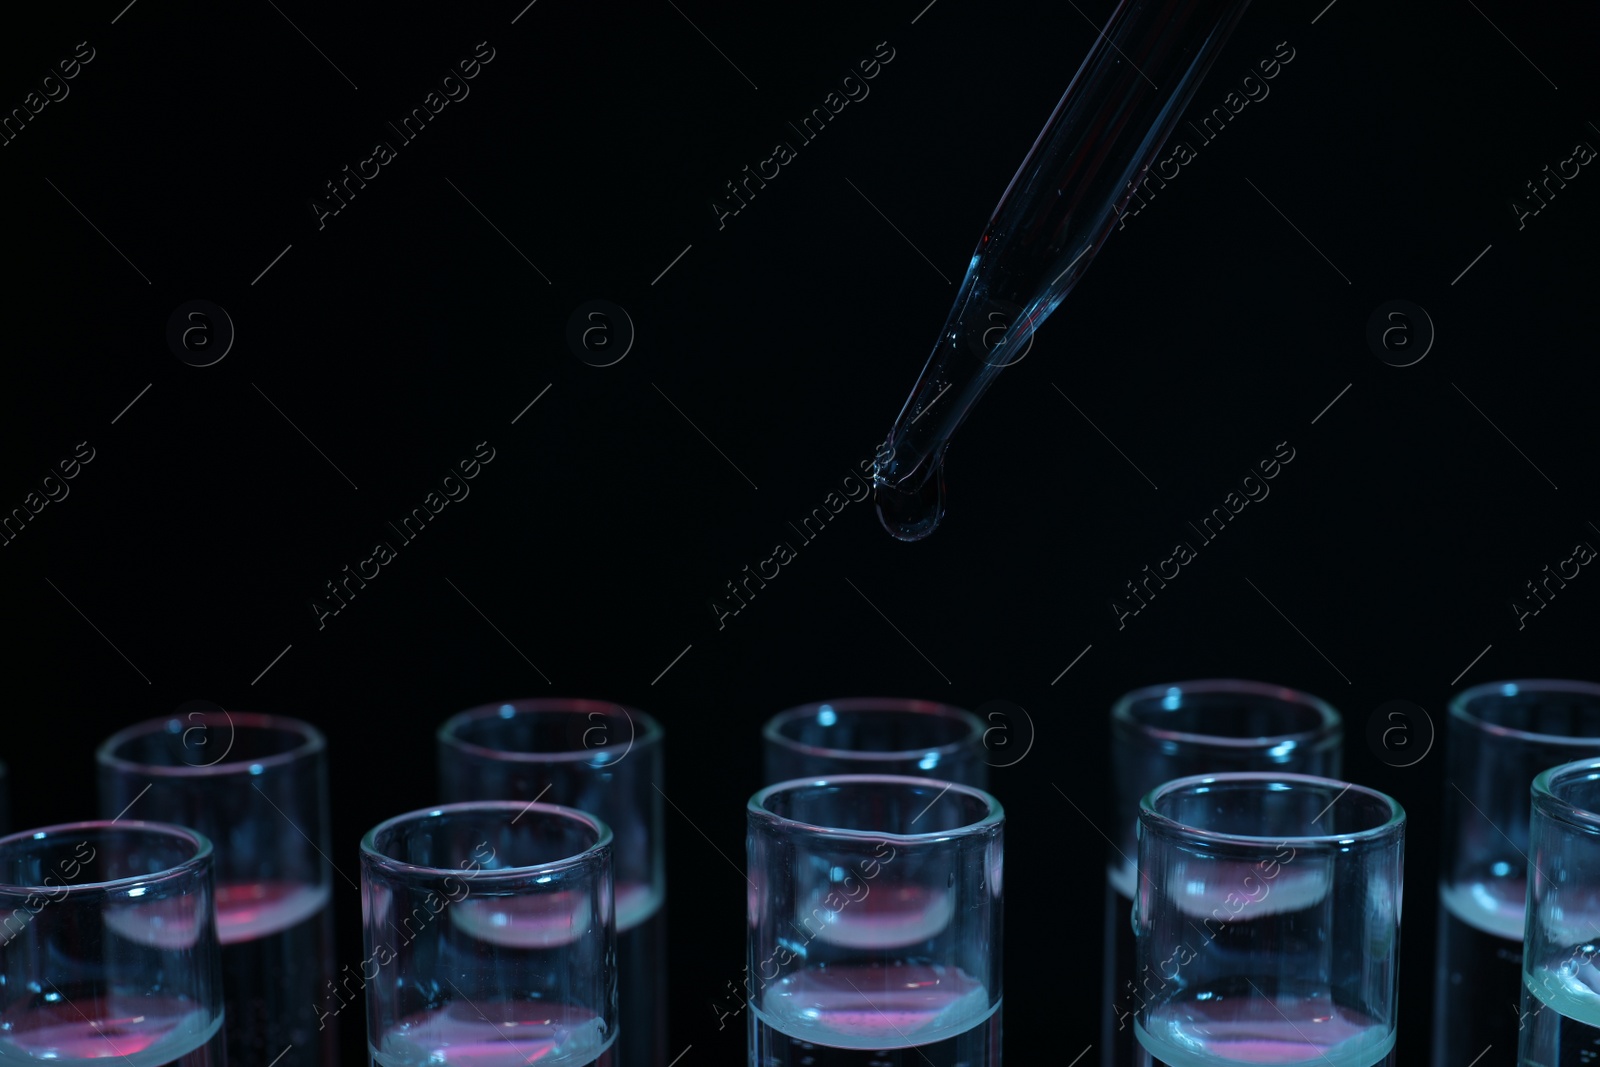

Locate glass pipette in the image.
[873,0,1257,540]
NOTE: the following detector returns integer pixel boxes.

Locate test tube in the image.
[437,699,664,1066]
[1520,757,1600,1065]
[0,819,227,1066]
[762,697,988,786]
[1104,680,1342,1067]
[1433,680,1600,1067]
[746,775,1004,1065]
[1135,773,1406,1067]
[97,710,337,1067]
[360,801,617,1067]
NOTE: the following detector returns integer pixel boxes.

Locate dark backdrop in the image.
[2,0,1597,1064]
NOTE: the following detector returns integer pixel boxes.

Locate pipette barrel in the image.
[874,0,1256,540]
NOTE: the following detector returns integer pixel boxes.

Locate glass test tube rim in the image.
[438,697,662,765]
[749,773,1003,843]
[1532,756,1600,836]
[1450,678,1600,745]
[0,818,213,895]
[361,799,614,884]
[762,697,985,765]
[1139,771,1405,849]
[1113,678,1342,751]
[96,710,325,779]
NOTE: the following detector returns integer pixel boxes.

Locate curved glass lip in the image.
[97,711,325,779]
[748,773,1004,843]
[438,697,662,764]
[1450,679,1600,745]
[1532,757,1600,835]
[1112,679,1342,750]
[762,698,985,762]
[1140,771,1405,847]
[360,800,613,882]
[0,819,213,895]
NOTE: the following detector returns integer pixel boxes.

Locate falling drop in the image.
[875,458,946,542]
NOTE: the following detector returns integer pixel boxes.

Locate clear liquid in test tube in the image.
[1433,681,1600,1067]
[1106,681,1341,1067]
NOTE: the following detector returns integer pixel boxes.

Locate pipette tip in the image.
[873,462,946,542]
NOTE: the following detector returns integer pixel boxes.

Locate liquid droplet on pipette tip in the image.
[875,462,946,542]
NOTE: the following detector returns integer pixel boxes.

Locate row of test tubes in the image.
[0,699,994,1067]
[1104,678,1600,1067]
[0,683,1598,1066]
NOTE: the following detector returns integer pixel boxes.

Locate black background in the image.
[2,0,1598,1064]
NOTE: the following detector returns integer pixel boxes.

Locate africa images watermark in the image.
[710,838,897,1030]
[309,41,497,230]
[976,699,1037,769]
[1113,41,1296,230]
[310,441,497,629]
[1366,699,1435,769]
[709,441,892,630]
[1,440,96,548]
[1111,839,1299,1031]
[1515,936,1600,1035]
[711,40,896,230]
[1509,532,1595,631]
[1112,440,1297,629]
[0,841,98,945]
[0,40,96,149]
[1510,131,1595,231]
[312,840,497,1030]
